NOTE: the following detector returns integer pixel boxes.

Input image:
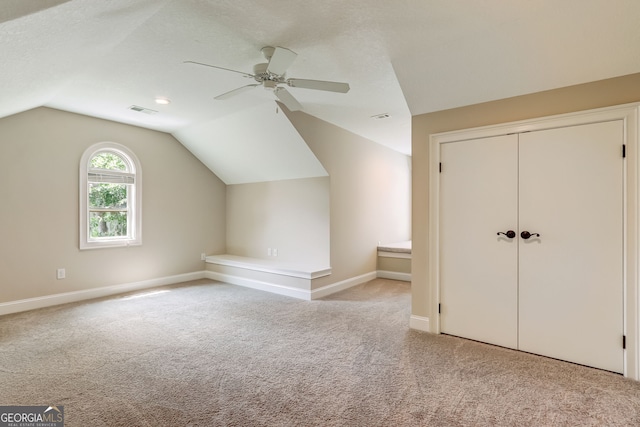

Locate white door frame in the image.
[428,103,640,380]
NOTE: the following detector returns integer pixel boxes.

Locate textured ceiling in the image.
[1,0,640,183]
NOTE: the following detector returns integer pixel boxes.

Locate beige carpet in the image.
[1,278,639,426]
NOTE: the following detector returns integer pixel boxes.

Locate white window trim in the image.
[80,142,142,250]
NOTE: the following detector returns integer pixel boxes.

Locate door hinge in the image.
[438,303,441,314]
[623,335,626,349]
[623,144,626,158]
[439,162,442,173]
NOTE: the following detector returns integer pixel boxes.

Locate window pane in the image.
[81,142,141,249]
[91,152,127,171]
[89,211,128,238]
[89,183,128,209]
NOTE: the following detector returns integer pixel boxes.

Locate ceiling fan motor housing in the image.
[253,62,286,88]
[253,63,276,82]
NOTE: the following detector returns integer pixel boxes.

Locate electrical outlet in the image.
[273,248,278,257]
[268,248,272,256]
[200,253,206,261]
[56,268,66,280]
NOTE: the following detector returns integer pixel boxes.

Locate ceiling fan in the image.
[185,46,350,111]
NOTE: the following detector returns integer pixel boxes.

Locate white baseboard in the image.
[410,314,430,332]
[205,271,313,300]
[206,270,378,301]
[377,270,411,282]
[311,271,378,299]
[0,269,399,316]
[0,271,206,316]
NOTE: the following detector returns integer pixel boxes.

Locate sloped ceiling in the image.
[1,1,640,183]
[174,103,327,185]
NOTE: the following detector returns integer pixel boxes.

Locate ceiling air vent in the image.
[129,105,158,115]
[371,113,390,120]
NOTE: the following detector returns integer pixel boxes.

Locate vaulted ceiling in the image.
[2,1,640,183]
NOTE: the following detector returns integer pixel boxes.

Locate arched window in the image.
[80,142,142,249]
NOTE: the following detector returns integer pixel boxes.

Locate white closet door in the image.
[440,135,519,349]
[518,121,624,373]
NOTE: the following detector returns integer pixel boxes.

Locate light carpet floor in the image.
[1,278,639,426]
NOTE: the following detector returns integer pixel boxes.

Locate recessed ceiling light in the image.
[155,97,171,105]
[371,113,390,120]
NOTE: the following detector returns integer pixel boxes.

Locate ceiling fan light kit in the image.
[186,46,350,112]
[263,80,277,89]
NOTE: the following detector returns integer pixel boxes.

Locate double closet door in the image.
[439,120,624,373]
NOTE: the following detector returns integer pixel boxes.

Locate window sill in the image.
[80,239,141,250]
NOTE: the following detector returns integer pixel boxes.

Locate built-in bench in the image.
[205,244,410,301]
[377,241,411,282]
[205,254,333,300]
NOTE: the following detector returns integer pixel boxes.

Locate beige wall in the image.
[226,177,330,266]
[412,72,640,322]
[285,110,411,285]
[0,107,226,303]
[377,256,411,274]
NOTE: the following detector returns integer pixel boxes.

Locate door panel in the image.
[518,121,624,373]
[440,135,519,348]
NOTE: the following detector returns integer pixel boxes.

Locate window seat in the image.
[205,254,331,280]
[377,240,412,258]
[377,241,411,282]
[204,254,333,300]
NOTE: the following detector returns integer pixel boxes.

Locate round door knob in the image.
[497,230,516,238]
[521,231,540,239]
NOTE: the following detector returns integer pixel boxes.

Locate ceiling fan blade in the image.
[184,61,255,79]
[214,84,260,100]
[274,87,303,111]
[266,47,297,76]
[287,78,350,93]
